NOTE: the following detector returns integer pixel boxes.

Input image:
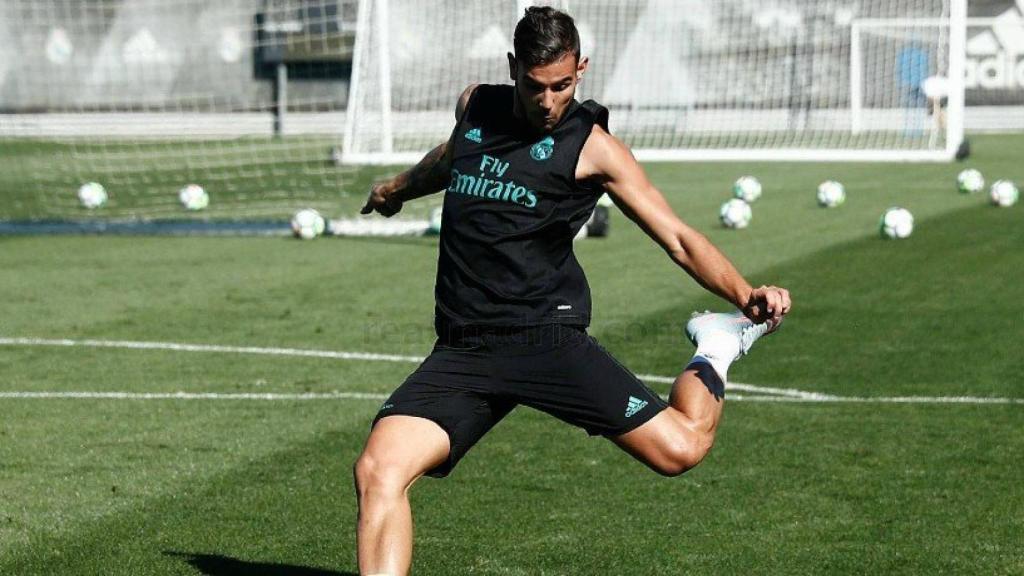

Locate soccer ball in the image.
[719,199,752,229]
[816,180,846,208]
[178,184,209,211]
[77,182,107,209]
[732,176,762,203]
[989,180,1019,207]
[291,208,326,240]
[957,168,984,194]
[879,207,914,239]
[427,206,444,235]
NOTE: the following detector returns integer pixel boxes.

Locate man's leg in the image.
[613,311,771,476]
[612,367,725,476]
[353,415,450,576]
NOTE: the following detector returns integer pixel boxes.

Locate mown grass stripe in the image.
[3,336,1022,405]
[0,335,844,399]
[1,390,1020,405]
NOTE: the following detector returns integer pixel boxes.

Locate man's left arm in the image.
[577,126,791,327]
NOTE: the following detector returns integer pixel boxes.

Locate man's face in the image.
[508,52,588,133]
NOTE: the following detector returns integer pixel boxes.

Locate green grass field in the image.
[1,135,1022,574]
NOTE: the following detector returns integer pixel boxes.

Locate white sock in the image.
[686,331,740,383]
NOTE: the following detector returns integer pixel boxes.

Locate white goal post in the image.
[849,11,969,161]
[343,0,967,164]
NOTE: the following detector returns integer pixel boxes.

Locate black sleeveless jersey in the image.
[434,83,609,330]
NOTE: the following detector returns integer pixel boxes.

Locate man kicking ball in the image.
[354,6,791,575]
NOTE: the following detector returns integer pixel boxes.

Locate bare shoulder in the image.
[576,123,639,181]
[455,83,480,121]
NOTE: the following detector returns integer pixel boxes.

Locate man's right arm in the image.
[578,125,791,327]
[360,84,478,217]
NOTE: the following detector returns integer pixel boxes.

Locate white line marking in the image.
[0,391,388,401]
[637,374,839,400]
[728,394,1024,405]
[0,337,423,364]
[1,337,1020,406]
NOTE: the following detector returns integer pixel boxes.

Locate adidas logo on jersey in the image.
[625,395,648,418]
[465,128,483,143]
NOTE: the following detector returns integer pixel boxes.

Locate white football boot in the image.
[685,310,773,383]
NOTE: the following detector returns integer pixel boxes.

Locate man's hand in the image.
[360,182,403,218]
[742,285,792,331]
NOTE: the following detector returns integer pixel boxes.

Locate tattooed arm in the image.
[360,84,478,217]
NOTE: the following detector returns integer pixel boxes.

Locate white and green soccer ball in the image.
[732,176,762,203]
[989,180,1019,207]
[879,207,914,239]
[77,182,107,209]
[720,198,752,229]
[291,208,326,240]
[178,184,209,211]
[816,180,846,208]
[957,168,985,194]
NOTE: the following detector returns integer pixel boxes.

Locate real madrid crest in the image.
[530,136,555,161]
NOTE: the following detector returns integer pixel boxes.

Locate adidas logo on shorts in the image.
[625,395,648,418]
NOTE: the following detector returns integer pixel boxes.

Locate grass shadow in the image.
[594,202,1023,397]
[164,551,357,576]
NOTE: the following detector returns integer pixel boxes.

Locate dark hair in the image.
[513,6,580,68]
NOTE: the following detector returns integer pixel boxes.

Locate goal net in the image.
[344,0,967,164]
[0,0,361,226]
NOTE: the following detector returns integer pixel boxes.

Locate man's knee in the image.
[353,452,413,499]
[353,415,451,498]
[652,432,714,477]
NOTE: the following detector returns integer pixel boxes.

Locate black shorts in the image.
[371,323,668,477]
